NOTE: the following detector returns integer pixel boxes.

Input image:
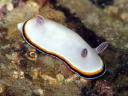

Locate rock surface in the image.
[0,0,128,96]
[57,0,128,50]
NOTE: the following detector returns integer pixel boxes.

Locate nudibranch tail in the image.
[17,15,107,79]
[17,22,24,33]
[95,42,109,54]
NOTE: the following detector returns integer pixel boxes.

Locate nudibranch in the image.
[17,15,108,79]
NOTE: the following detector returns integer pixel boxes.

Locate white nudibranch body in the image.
[17,15,108,79]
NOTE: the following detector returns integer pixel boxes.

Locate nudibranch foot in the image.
[17,15,107,79]
[65,61,106,79]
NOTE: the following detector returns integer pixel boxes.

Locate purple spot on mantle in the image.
[81,48,88,57]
